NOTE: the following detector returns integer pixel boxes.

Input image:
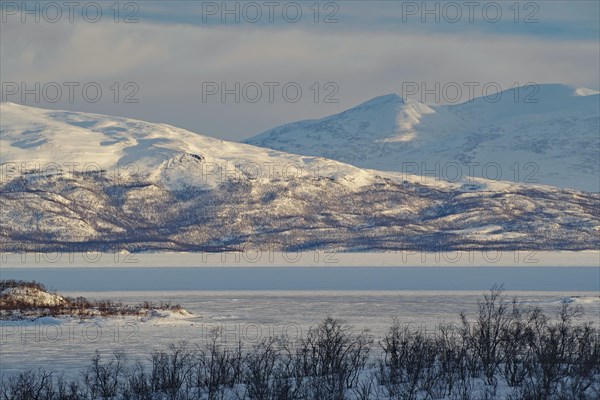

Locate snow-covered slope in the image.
[246,84,600,192]
[0,102,381,192]
[1,102,598,252]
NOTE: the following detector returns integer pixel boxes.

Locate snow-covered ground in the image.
[1,289,598,378]
[1,267,597,398]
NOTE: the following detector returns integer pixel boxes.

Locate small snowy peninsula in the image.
[0,280,192,320]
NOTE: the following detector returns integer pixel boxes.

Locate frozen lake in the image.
[1,266,599,377]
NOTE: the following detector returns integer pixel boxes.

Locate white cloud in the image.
[1,19,598,140]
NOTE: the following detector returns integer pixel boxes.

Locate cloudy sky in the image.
[1,0,599,140]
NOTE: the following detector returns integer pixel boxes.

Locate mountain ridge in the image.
[246,84,600,192]
[1,102,598,252]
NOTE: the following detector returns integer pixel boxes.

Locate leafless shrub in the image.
[0,369,55,400]
[82,350,126,399]
[297,317,372,399]
[193,327,244,400]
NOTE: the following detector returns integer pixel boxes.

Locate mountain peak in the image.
[353,93,406,108]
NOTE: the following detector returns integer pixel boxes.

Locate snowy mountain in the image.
[246,84,600,192]
[1,102,598,252]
